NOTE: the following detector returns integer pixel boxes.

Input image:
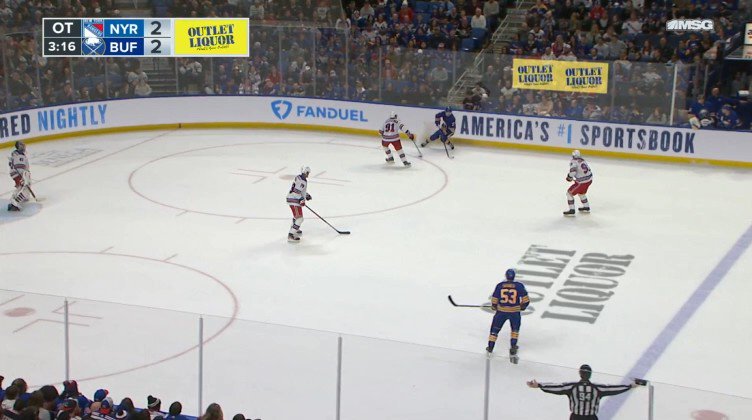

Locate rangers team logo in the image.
[82,19,105,55]
[271,100,293,120]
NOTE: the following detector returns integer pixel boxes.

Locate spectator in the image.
[360,2,374,19]
[462,89,479,110]
[645,107,667,124]
[200,404,222,420]
[117,398,135,417]
[3,386,19,420]
[249,1,264,20]
[163,402,188,420]
[145,397,163,420]
[91,82,107,100]
[718,104,741,130]
[470,8,486,29]
[38,386,58,420]
[559,45,577,61]
[483,0,500,25]
[398,1,413,23]
[133,78,152,97]
[57,399,80,420]
[706,87,724,115]
[499,80,518,100]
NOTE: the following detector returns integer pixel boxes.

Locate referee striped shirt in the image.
[538,380,633,416]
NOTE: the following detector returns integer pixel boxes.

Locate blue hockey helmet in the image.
[505,268,516,281]
[444,107,453,115]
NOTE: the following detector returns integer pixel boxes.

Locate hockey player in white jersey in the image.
[379,111,413,167]
[7,141,31,212]
[563,150,592,216]
[286,166,312,242]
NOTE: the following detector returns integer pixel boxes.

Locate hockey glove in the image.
[299,199,306,207]
[408,132,415,140]
[566,176,573,182]
[305,193,312,201]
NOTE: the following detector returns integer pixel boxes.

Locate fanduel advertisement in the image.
[270,99,368,123]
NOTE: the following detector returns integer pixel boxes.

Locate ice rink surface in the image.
[1,129,751,419]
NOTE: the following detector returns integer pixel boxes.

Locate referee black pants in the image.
[570,415,598,420]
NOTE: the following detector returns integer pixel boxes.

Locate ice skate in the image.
[288,233,300,242]
[385,156,395,163]
[509,346,519,364]
[448,141,455,150]
[7,203,20,211]
[403,160,411,167]
[578,207,590,212]
[563,209,575,216]
[486,346,493,354]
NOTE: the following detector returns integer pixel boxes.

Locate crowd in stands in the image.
[0,0,750,129]
[0,377,260,420]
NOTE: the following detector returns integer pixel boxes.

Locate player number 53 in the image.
[501,289,518,304]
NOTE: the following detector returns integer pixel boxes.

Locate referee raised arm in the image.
[526,364,641,420]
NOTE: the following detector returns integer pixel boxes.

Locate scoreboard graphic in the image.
[43,18,249,57]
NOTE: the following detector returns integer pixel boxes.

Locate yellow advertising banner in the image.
[512,59,609,94]
[174,18,249,56]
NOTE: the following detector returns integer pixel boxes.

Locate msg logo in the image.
[666,19,714,31]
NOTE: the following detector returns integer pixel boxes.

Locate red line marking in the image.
[0,251,239,386]
[128,141,449,220]
[1,131,173,197]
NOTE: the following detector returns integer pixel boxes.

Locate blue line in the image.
[600,222,752,419]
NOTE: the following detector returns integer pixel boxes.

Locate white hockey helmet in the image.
[301,166,311,177]
[389,111,397,119]
[572,150,581,158]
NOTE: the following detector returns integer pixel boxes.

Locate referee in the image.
[526,364,641,420]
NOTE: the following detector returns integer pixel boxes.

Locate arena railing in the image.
[1,290,750,419]
[0,25,722,130]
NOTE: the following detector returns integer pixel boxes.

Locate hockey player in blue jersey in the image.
[486,268,530,363]
[718,104,741,130]
[421,107,456,150]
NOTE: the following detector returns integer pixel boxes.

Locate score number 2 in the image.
[144,19,172,56]
[150,39,162,54]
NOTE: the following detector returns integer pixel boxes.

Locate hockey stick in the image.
[443,140,454,159]
[409,135,423,158]
[447,295,491,308]
[306,205,351,235]
[27,186,39,201]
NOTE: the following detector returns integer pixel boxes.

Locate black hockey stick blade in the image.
[306,205,350,235]
[447,295,491,308]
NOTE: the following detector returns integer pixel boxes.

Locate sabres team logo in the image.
[82,19,105,55]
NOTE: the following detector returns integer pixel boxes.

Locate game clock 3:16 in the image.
[44,38,80,56]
